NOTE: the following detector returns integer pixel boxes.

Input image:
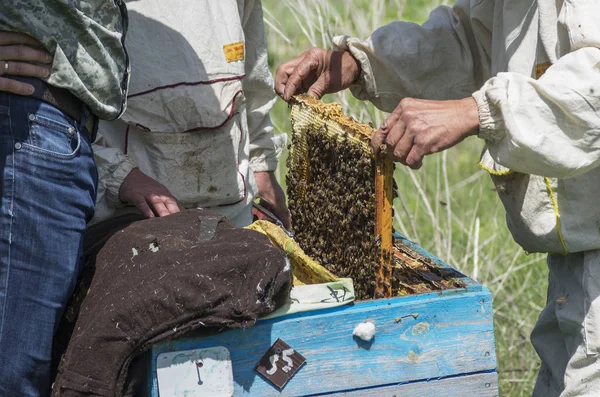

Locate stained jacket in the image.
[0,1,129,120]
[334,0,600,254]
[92,0,284,225]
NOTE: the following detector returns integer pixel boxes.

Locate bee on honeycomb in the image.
[286,95,394,300]
[285,95,466,300]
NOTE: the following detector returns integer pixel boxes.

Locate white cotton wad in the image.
[353,321,376,342]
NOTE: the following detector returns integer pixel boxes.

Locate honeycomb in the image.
[286,95,464,300]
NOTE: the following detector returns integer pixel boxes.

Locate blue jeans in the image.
[0,94,97,396]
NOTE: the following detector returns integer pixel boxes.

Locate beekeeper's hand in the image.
[254,171,292,230]
[275,48,360,101]
[119,168,184,217]
[0,32,53,95]
[371,98,480,169]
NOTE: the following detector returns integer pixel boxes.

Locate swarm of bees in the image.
[287,125,380,299]
[286,95,464,300]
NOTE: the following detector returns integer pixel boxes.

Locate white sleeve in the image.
[242,0,286,173]
[93,129,137,208]
[473,0,600,178]
[333,0,492,112]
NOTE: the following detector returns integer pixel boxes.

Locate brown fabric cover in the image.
[51,209,292,397]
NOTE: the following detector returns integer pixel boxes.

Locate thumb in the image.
[371,128,388,154]
[371,106,402,153]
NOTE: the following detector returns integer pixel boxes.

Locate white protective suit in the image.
[333,0,600,395]
[92,0,285,227]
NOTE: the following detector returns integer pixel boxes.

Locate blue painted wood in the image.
[323,372,499,396]
[148,288,496,396]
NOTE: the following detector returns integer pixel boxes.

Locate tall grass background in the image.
[262,1,547,395]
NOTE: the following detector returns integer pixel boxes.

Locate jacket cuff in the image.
[249,133,287,172]
[472,87,506,144]
[104,159,137,207]
[332,35,378,101]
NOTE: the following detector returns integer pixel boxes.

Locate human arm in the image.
[242,0,291,228]
[473,1,600,178]
[93,129,182,218]
[373,1,600,174]
[276,0,490,169]
[0,32,53,95]
[276,0,491,111]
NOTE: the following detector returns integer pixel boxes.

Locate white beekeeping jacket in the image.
[334,0,600,254]
[92,0,285,226]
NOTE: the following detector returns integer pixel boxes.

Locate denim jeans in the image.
[0,94,97,396]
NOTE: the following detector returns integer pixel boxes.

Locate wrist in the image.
[119,167,141,203]
[253,171,276,185]
[341,50,361,85]
[462,97,480,137]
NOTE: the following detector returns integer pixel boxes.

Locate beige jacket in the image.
[334,0,600,254]
[92,0,284,225]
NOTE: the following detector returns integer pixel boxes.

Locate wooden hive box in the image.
[143,238,497,396]
[142,97,498,396]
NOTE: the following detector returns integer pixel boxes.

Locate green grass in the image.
[263,1,546,395]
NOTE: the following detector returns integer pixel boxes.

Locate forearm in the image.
[243,0,286,171]
[248,115,287,172]
[474,47,600,178]
[334,0,490,112]
[243,43,286,171]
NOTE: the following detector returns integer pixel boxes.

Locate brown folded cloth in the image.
[51,209,292,397]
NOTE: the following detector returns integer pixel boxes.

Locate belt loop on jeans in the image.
[6,76,98,141]
[79,105,98,143]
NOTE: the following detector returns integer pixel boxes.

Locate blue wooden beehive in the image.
[144,234,498,396]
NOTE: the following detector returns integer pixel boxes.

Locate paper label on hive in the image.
[256,338,306,389]
[223,41,245,63]
[157,346,234,396]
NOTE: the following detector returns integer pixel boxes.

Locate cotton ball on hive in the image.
[353,321,376,342]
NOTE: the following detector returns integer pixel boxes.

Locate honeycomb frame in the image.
[287,95,394,298]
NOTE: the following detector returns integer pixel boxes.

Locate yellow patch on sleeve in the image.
[535,62,552,79]
[223,41,245,63]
